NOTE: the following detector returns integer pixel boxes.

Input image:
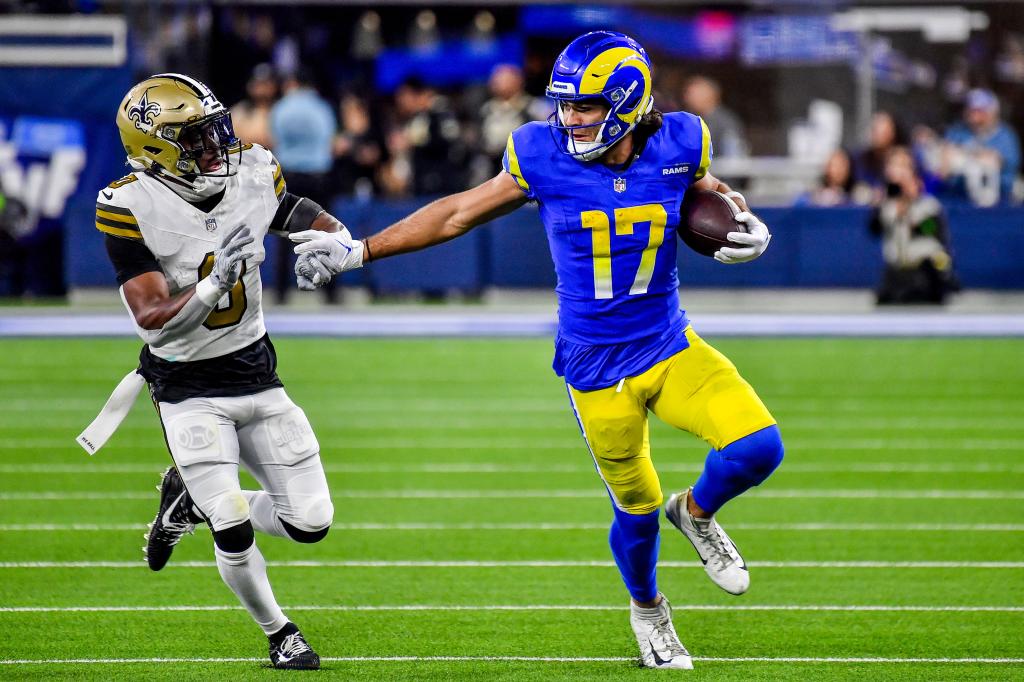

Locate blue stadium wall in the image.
[69,199,1024,291]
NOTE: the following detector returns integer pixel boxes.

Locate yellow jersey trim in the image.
[505,133,530,191]
[695,117,711,180]
[95,222,143,239]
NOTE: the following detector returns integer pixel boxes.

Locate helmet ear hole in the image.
[143,146,163,155]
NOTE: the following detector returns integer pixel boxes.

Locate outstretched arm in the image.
[290,172,528,285]
[364,171,528,262]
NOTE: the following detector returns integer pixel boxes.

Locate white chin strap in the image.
[558,106,611,161]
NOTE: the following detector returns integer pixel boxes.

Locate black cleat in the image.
[269,623,321,670]
[144,466,200,571]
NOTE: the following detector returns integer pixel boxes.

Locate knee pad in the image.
[212,520,255,553]
[280,494,333,542]
[721,425,784,487]
[208,490,250,532]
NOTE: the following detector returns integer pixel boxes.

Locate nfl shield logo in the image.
[205,217,218,232]
[613,177,626,193]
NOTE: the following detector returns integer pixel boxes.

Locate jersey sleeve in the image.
[104,233,161,285]
[270,152,286,201]
[694,116,713,181]
[501,127,536,200]
[95,185,143,241]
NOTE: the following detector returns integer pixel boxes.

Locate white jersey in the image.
[96,143,285,362]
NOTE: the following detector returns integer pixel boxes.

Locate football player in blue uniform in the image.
[293,31,783,669]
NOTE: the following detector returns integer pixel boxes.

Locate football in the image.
[678,189,745,257]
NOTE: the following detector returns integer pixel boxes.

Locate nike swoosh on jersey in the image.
[102,191,113,200]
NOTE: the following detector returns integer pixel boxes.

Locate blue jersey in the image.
[502,112,712,390]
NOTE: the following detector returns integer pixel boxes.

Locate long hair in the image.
[635,108,664,138]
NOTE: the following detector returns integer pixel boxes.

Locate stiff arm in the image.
[364,171,528,262]
[292,171,528,276]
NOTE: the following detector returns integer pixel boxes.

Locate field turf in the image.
[0,336,1022,680]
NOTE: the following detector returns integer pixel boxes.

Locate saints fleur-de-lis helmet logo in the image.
[127,90,162,132]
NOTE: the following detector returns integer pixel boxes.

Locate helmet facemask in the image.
[152,111,240,192]
[548,80,649,161]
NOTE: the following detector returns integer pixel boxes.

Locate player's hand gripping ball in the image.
[678,190,771,264]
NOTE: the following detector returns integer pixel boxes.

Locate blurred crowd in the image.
[4,3,1023,304]
[801,93,1021,209]
[227,59,545,202]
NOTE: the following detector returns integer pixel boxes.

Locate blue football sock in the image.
[609,505,661,603]
[692,424,784,514]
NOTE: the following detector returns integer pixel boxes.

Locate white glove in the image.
[194,224,255,306]
[295,251,334,291]
[290,228,365,279]
[210,224,255,292]
[714,212,771,265]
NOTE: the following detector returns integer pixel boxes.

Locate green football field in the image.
[1,336,1022,680]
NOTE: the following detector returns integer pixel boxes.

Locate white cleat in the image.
[665,488,749,595]
[630,594,693,669]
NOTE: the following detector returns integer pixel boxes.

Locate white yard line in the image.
[2,604,1022,614]
[3,461,1023,474]
[5,415,1024,430]
[1,522,1022,532]
[1,560,1022,569]
[4,438,1024,451]
[2,489,1022,501]
[1,655,1023,665]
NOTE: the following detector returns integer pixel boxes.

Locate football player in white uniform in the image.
[91,73,354,670]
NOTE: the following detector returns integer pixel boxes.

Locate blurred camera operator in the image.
[869,147,958,305]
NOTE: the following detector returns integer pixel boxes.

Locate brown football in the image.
[678,189,744,257]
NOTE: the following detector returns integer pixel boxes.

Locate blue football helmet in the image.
[546,31,654,161]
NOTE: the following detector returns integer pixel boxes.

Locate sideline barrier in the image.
[66,199,1024,291]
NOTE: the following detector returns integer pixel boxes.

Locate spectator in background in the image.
[681,75,748,157]
[941,88,1021,206]
[385,77,467,196]
[869,147,957,305]
[332,93,386,198]
[270,69,337,302]
[798,148,865,207]
[854,111,906,196]
[231,63,278,150]
[471,64,539,185]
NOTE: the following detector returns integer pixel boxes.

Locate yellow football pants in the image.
[567,326,776,514]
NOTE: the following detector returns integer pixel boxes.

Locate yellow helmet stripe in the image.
[505,133,530,191]
[577,47,652,125]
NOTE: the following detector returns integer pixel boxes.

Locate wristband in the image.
[194,276,223,306]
